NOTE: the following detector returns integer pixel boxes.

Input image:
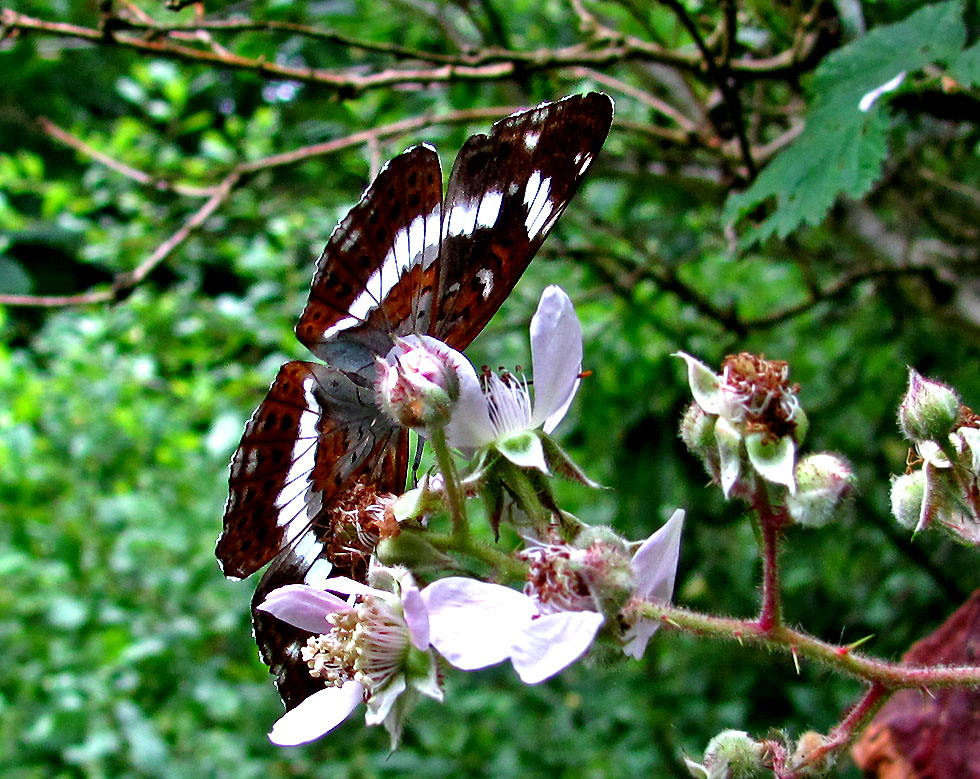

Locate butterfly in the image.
[215,93,614,710]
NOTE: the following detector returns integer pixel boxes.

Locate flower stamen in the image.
[520,544,594,615]
[721,352,801,439]
[303,594,414,695]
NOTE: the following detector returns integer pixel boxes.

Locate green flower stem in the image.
[631,600,980,689]
[499,461,551,531]
[426,531,527,582]
[430,427,469,542]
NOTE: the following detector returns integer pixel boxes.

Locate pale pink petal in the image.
[422,577,536,670]
[443,346,496,451]
[268,682,363,746]
[624,509,685,659]
[322,577,393,601]
[401,583,430,651]
[631,509,685,604]
[528,286,582,433]
[622,619,661,660]
[509,611,605,684]
[858,71,906,112]
[256,584,351,633]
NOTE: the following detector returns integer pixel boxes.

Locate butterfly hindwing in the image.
[249,434,408,709]
[217,360,402,580]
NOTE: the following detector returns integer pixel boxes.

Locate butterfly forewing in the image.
[296,145,443,365]
[218,93,613,711]
[434,92,614,349]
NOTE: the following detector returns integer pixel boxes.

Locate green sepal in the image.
[540,433,603,488]
[496,430,549,473]
[745,432,797,493]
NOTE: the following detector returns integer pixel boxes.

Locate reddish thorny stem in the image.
[625,469,980,776]
[754,475,785,632]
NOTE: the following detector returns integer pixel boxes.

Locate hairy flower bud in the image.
[578,531,634,615]
[376,530,455,572]
[898,369,960,443]
[680,401,716,456]
[679,402,721,481]
[790,731,834,776]
[890,471,925,530]
[685,730,767,779]
[787,453,856,528]
[379,341,460,431]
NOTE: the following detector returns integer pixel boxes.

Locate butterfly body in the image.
[217,93,613,708]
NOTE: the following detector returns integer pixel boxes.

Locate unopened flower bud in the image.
[787,453,856,528]
[898,369,960,443]
[679,402,722,483]
[575,528,633,614]
[379,342,460,430]
[790,731,834,776]
[890,471,925,530]
[694,729,767,779]
[680,401,715,454]
[376,529,455,572]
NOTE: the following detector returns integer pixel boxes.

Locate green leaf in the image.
[950,40,980,86]
[725,0,968,244]
[0,256,31,295]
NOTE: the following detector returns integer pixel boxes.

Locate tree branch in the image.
[37,116,215,197]
[1,7,829,94]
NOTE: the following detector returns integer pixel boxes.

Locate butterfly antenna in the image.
[412,434,425,487]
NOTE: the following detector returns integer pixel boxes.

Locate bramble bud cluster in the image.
[676,351,807,499]
[889,368,980,543]
[676,351,856,531]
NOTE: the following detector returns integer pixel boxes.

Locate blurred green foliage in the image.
[1,0,979,777]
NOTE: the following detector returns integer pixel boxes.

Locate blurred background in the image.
[1,0,978,776]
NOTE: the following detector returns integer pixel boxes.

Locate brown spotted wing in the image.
[216,93,614,709]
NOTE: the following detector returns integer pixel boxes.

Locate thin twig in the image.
[0,105,528,308]
[38,116,215,197]
[569,67,698,135]
[109,14,469,65]
[658,0,756,177]
[918,166,980,208]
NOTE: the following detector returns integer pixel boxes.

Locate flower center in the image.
[521,544,594,614]
[323,482,398,582]
[721,352,801,438]
[302,595,412,693]
[481,367,533,438]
